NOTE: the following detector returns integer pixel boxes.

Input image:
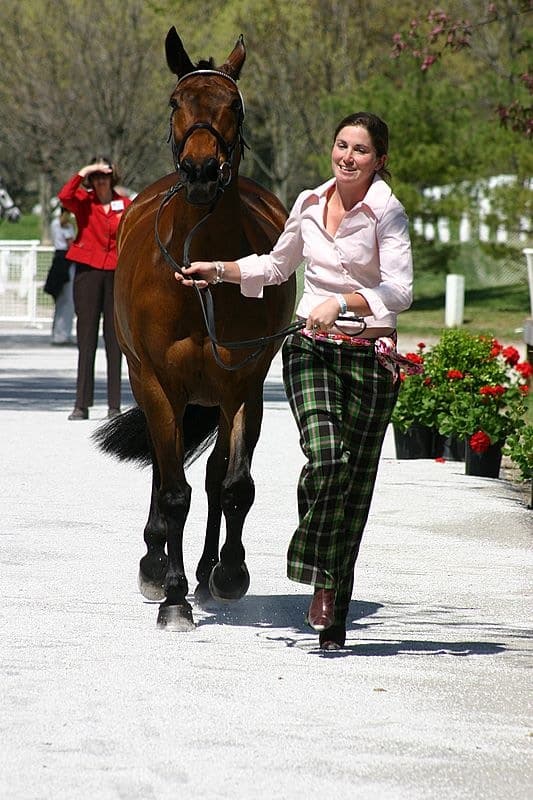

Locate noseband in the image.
[168,70,247,190]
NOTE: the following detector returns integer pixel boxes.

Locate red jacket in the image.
[58,173,132,270]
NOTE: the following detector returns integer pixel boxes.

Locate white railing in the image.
[0,241,55,325]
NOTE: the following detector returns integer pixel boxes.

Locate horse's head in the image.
[166,27,246,206]
[0,181,21,223]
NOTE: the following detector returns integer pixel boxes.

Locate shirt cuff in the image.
[236,254,265,298]
[356,287,389,320]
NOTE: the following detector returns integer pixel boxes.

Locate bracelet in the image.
[211,261,225,284]
[334,293,347,315]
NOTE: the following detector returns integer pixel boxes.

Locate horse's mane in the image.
[195,58,216,70]
[179,58,216,79]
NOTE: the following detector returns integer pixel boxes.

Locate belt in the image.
[299,328,424,382]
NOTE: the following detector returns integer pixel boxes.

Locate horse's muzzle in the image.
[179,157,222,205]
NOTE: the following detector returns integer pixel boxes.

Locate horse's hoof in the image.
[138,570,166,601]
[208,562,250,603]
[156,603,195,631]
[194,582,219,609]
[138,555,167,601]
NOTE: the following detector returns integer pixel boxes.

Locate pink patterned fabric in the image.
[300,329,424,382]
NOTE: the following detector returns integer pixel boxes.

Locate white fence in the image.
[0,241,55,325]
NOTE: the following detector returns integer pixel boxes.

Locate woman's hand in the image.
[78,162,113,179]
[306,296,344,332]
[174,261,216,288]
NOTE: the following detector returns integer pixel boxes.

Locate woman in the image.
[58,157,132,420]
[176,112,416,649]
[44,206,76,345]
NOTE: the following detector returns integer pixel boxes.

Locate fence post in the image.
[27,244,38,325]
[523,248,533,317]
[445,274,465,328]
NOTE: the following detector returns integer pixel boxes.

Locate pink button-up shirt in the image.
[238,175,413,332]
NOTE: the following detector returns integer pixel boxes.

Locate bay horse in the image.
[94,27,296,630]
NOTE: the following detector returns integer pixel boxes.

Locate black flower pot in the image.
[442,435,466,462]
[465,440,503,478]
[394,424,439,459]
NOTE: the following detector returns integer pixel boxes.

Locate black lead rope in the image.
[154,184,365,371]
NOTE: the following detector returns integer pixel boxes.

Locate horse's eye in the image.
[231,98,241,115]
[169,98,179,111]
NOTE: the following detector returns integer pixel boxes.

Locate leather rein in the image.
[155,182,306,371]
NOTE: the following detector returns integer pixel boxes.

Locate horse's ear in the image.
[165,26,196,77]
[219,34,246,81]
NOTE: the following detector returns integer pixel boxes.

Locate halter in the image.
[168,70,248,189]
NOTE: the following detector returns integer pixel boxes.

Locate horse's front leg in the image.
[156,469,193,630]
[138,457,168,601]
[209,398,262,602]
[144,391,194,630]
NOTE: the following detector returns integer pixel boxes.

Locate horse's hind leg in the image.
[138,459,168,602]
[209,399,261,602]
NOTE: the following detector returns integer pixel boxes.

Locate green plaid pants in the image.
[282,332,399,627]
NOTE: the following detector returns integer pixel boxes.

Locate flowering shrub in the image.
[390,342,437,432]
[392,330,530,448]
[503,424,533,481]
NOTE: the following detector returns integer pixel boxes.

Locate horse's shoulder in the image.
[238,176,287,249]
[118,174,178,247]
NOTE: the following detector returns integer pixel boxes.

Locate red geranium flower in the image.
[516,361,533,379]
[479,384,506,396]
[405,352,424,364]
[519,385,529,395]
[447,369,464,380]
[469,430,491,453]
[417,342,426,350]
[502,346,520,366]
[490,340,503,358]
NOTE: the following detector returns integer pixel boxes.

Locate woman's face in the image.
[331,125,386,195]
[90,172,113,201]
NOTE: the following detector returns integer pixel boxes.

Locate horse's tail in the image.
[92,405,219,468]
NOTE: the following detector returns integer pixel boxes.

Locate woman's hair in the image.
[87,155,119,188]
[333,112,391,180]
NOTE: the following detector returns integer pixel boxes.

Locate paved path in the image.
[1,330,531,799]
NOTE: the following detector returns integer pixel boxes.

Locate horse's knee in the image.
[158,484,191,522]
[221,475,255,519]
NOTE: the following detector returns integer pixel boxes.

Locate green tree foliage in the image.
[0,0,530,237]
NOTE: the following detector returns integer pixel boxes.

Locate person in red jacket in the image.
[58,157,132,420]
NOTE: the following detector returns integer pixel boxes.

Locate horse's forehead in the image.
[175,75,238,105]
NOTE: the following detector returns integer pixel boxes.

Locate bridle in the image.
[157,71,365,371]
[168,70,248,193]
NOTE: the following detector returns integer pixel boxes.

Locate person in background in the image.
[43,207,76,345]
[58,156,132,421]
[175,112,420,650]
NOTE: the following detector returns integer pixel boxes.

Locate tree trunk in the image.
[39,173,53,245]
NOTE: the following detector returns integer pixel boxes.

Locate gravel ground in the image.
[1,328,531,800]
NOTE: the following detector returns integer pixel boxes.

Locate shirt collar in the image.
[303,174,392,221]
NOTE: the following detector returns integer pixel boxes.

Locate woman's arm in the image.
[175,190,308,293]
[175,260,241,288]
